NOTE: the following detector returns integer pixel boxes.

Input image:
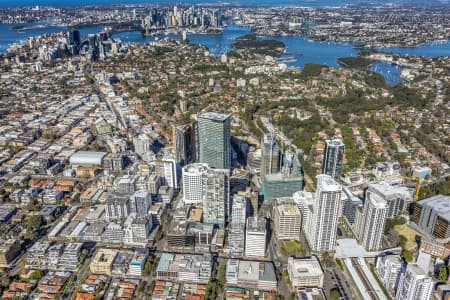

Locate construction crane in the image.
[401,176,433,202]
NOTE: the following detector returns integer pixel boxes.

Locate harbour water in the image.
[1,22,450,86]
[378,40,450,58]
[368,62,404,86]
[112,26,450,86]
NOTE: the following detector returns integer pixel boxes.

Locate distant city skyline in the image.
[0,0,445,8]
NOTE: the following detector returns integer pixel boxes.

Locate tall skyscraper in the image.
[182,163,208,204]
[260,135,280,179]
[262,151,304,202]
[198,112,231,169]
[156,154,178,189]
[354,191,388,251]
[245,216,266,258]
[322,139,345,182]
[134,134,152,159]
[181,163,230,227]
[395,264,433,300]
[307,175,342,253]
[203,168,230,227]
[68,29,81,46]
[172,123,195,166]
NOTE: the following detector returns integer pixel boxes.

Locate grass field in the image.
[282,240,305,256]
[394,224,422,251]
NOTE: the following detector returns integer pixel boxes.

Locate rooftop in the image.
[69,151,107,165]
[369,181,412,198]
[228,259,277,283]
[367,192,387,209]
[246,216,266,232]
[288,257,323,279]
[276,202,301,216]
[199,112,230,122]
[316,174,341,192]
[326,139,344,147]
[183,163,210,174]
[92,248,118,265]
[157,253,212,282]
[335,239,382,259]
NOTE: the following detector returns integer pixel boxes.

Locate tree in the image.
[330,289,341,300]
[402,250,414,262]
[218,265,226,286]
[384,216,406,235]
[26,215,42,231]
[399,235,408,250]
[321,251,333,269]
[439,265,449,281]
[386,229,400,247]
[0,273,10,291]
[144,256,155,275]
[29,270,43,280]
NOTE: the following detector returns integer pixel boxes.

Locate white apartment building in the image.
[245,216,266,258]
[376,255,404,296]
[128,249,148,277]
[231,195,247,225]
[307,175,342,253]
[182,163,208,204]
[293,190,314,235]
[228,195,247,256]
[273,198,302,241]
[355,191,388,251]
[182,163,230,227]
[396,264,434,300]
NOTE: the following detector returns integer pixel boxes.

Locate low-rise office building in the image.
[90,248,118,275]
[273,198,302,241]
[226,259,277,291]
[287,257,324,289]
[156,253,211,284]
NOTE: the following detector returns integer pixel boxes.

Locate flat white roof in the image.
[368,192,387,208]
[335,239,378,259]
[317,174,341,192]
[70,151,107,165]
[289,257,323,278]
